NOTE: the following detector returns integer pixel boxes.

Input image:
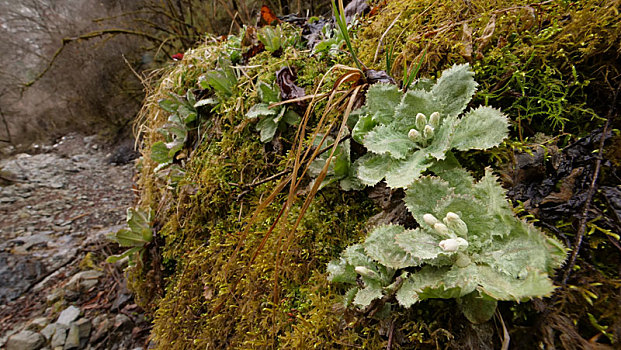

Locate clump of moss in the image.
[355,0,620,136]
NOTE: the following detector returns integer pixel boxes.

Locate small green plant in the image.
[151,90,199,170]
[308,133,362,191]
[312,22,347,58]
[328,169,566,323]
[245,81,300,142]
[332,0,363,71]
[257,25,285,53]
[107,208,154,266]
[352,63,509,188]
[198,57,238,98]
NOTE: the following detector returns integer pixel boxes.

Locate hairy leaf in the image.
[364,225,414,269]
[452,106,508,151]
[432,63,478,116]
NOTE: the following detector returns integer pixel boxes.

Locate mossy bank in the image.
[126,1,621,348]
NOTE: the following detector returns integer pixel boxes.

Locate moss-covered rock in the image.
[127,1,621,348]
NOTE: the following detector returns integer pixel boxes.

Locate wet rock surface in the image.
[0,134,150,350]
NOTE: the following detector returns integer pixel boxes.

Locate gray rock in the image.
[40,323,56,341]
[50,324,68,348]
[63,324,80,350]
[56,306,80,326]
[74,318,92,348]
[66,270,103,292]
[113,314,133,332]
[27,317,50,331]
[46,289,63,304]
[6,330,45,350]
[89,317,110,343]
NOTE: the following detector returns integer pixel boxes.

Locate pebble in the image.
[5,330,45,350]
[56,306,80,326]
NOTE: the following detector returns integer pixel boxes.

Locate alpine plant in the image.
[352,63,509,188]
[327,168,566,323]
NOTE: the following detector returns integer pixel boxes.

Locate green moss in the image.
[355,0,620,136]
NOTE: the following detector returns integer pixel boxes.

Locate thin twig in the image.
[561,85,618,285]
[374,12,402,63]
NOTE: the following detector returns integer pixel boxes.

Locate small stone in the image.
[89,317,110,343]
[66,270,103,292]
[56,306,80,326]
[27,317,49,331]
[6,330,45,350]
[74,318,92,347]
[63,324,80,349]
[50,324,68,348]
[40,323,56,341]
[114,314,133,332]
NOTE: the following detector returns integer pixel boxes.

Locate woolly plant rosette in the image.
[352,63,509,188]
[328,169,566,323]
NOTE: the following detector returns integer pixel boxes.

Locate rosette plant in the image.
[352,63,509,188]
[245,81,300,142]
[328,168,566,323]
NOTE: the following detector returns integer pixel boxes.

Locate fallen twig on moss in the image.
[561,83,619,285]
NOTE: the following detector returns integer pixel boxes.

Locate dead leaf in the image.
[276,67,306,104]
[259,5,280,27]
[475,14,496,59]
[461,23,473,61]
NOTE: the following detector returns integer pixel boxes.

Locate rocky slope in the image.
[0,134,150,350]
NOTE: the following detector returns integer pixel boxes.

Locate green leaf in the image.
[363,124,416,159]
[424,114,457,160]
[194,97,218,108]
[451,106,508,151]
[327,257,357,284]
[112,228,149,247]
[434,194,493,241]
[246,103,276,119]
[365,83,402,124]
[151,141,173,164]
[257,117,278,142]
[354,153,395,186]
[394,227,446,263]
[258,82,280,103]
[185,89,196,106]
[282,109,300,125]
[351,112,377,144]
[475,265,555,301]
[384,150,431,188]
[363,225,414,269]
[106,247,141,263]
[404,176,453,222]
[178,105,197,124]
[393,89,436,128]
[432,63,478,116]
[459,292,498,324]
[353,280,383,307]
[158,99,178,113]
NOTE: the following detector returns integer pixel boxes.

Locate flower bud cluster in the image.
[408,112,440,145]
[423,212,470,252]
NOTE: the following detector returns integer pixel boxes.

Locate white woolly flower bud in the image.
[433,222,450,236]
[423,125,434,140]
[429,111,440,128]
[423,213,439,227]
[439,237,469,252]
[443,212,468,237]
[408,129,422,142]
[415,113,427,130]
[355,266,379,279]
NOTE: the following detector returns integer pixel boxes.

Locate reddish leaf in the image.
[172,53,184,61]
[259,5,280,27]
